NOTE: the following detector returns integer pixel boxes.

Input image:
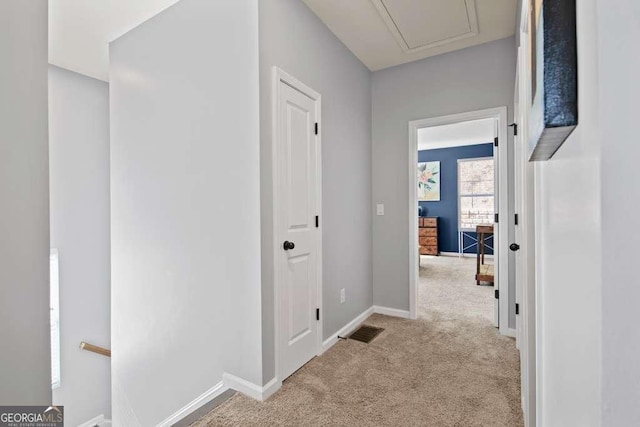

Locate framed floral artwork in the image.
[417,161,440,201]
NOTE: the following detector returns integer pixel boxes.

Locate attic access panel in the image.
[371,0,479,53]
[529,0,578,161]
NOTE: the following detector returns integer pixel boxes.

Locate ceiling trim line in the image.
[370,0,480,54]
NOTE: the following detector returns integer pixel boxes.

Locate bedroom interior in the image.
[416,117,499,322]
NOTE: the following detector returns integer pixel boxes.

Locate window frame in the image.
[457,156,495,232]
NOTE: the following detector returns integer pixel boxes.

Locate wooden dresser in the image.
[419,217,439,256]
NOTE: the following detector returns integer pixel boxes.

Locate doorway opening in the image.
[409,107,511,336]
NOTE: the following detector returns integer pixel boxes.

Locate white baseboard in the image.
[156,381,226,427]
[373,305,411,319]
[77,415,111,427]
[156,374,280,426]
[504,327,517,338]
[260,377,281,401]
[321,306,374,353]
[222,373,281,402]
[78,415,105,427]
[438,252,494,259]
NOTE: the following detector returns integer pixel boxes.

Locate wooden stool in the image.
[475,225,494,285]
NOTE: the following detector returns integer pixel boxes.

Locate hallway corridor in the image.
[193,256,522,426]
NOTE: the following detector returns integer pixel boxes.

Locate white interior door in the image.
[277,78,320,381]
[492,119,500,328]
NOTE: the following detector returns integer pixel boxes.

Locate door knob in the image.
[509,243,520,252]
[283,241,295,251]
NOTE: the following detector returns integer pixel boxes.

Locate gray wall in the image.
[109,0,262,424]
[372,37,517,328]
[599,0,640,424]
[49,65,111,425]
[0,0,51,404]
[259,0,373,383]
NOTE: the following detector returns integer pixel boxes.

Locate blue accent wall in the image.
[418,143,494,253]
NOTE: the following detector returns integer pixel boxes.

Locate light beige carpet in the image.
[419,255,494,324]
[192,255,522,426]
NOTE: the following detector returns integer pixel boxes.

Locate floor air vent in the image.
[349,325,384,344]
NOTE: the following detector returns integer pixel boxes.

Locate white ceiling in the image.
[418,118,495,151]
[302,0,517,71]
[49,0,181,82]
[49,0,516,82]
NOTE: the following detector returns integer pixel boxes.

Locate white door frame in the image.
[272,66,323,383]
[515,2,538,425]
[514,62,522,352]
[408,107,511,336]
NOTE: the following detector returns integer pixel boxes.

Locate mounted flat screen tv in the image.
[528,0,578,160]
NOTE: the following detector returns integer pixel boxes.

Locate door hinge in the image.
[516,303,520,315]
[315,122,318,135]
[316,308,320,321]
[509,123,518,136]
[494,213,499,223]
[515,213,519,226]
[495,289,499,299]
[494,136,499,147]
[315,215,319,228]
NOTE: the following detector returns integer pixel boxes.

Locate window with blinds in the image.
[458,157,495,231]
[50,249,60,389]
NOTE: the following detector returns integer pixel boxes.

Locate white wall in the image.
[0,0,51,404]
[109,0,261,424]
[599,0,640,424]
[532,0,602,425]
[259,0,373,383]
[371,37,517,327]
[49,65,111,425]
